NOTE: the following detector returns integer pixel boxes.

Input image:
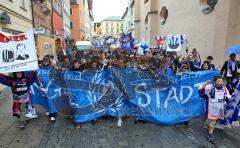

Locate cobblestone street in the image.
[0,88,240,148]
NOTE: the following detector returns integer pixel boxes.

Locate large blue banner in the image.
[30,69,219,125]
[30,68,65,113]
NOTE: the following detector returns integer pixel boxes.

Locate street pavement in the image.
[0,88,240,148]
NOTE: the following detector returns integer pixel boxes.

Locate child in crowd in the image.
[71,59,82,71]
[39,56,58,122]
[201,61,211,70]
[198,76,231,144]
[226,70,240,95]
[177,62,191,75]
[0,71,38,128]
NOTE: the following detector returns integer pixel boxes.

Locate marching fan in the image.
[39,56,58,122]
[198,76,231,145]
[0,71,38,128]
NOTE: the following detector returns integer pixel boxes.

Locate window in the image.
[111,28,113,33]
[20,0,25,9]
[70,8,72,15]
[145,15,148,24]
[70,22,73,29]
[159,7,168,25]
[145,15,148,29]
[200,0,218,14]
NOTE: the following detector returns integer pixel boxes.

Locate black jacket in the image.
[221,60,239,78]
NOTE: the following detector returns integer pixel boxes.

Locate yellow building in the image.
[135,0,240,65]
[101,16,123,38]
[0,0,33,34]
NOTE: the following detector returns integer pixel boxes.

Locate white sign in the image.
[0,30,38,73]
[34,27,46,35]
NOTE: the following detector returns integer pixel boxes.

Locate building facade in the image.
[88,0,94,41]
[70,0,94,42]
[101,16,123,38]
[83,0,90,40]
[0,0,33,34]
[70,0,86,42]
[135,0,240,64]
[52,0,64,52]
[32,0,56,60]
[94,22,101,38]
[89,10,94,41]
[122,0,135,36]
[62,0,71,48]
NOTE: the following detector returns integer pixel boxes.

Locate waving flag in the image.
[179,34,187,45]
[138,39,149,55]
[121,32,134,50]
[166,35,181,52]
[95,39,103,49]
[156,36,165,50]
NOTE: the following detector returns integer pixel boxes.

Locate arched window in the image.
[145,15,148,24]
[159,6,168,25]
[200,0,218,14]
[145,15,148,29]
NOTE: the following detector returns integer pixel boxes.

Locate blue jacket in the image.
[159,67,175,77]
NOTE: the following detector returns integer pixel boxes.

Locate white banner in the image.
[0,30,38,73]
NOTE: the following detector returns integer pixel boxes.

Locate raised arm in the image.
[26,71,38,86]
[0,73,13,86]
[198,80,210,99]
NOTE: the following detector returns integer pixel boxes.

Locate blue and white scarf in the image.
[220,82,240,126]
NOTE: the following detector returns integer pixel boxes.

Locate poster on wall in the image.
[0,30,38,73]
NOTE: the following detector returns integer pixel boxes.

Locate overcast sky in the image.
[93,0,128,22]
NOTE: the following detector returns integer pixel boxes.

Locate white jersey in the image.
[201,84,231,119]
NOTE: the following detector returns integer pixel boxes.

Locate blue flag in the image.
[121,32,134,50]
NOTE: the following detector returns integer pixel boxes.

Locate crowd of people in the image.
[45,47,218,74]
[0,46,240,145]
